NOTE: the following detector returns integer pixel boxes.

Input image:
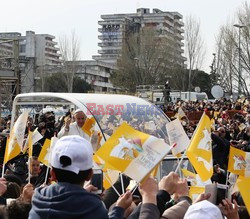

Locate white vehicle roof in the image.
[12,92,170,143]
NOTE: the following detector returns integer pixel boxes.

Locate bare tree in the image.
[215,1,250,96]
[112,27,177,92]
[59,30,80,92]
[184,15,205,92]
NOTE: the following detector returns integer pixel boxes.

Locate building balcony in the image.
[174,26,184,34]
[85,79,114,88]
[98,41,122,47]
[98,20,124,26]
[98,34,123,41]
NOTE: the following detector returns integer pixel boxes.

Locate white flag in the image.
[12,110,29,149]
[166,119,190,156]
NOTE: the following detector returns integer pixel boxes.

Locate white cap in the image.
[184,200,223,219]
[51,135,93,174]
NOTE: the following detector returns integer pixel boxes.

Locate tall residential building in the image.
[0,31,61,93]
[93,8,185,67]
[75,60,117,93]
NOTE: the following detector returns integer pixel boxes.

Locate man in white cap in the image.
[57,109,89,140]
[29,135,132,219]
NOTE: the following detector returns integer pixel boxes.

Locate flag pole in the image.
[120,173,125,194]
[103,174,121,197]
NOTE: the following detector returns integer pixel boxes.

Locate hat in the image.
[51,135,93,174]
[184,200,223,219]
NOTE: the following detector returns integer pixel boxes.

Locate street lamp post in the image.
[233,24,245,95]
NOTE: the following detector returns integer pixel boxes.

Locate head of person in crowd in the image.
[29,157,41,177]
[74,109,87,128]
[7,199,31,219]
[184,200,223,219]
[44,111,55,129]
[50,135,93,185]
[4,174,22,188]
[217,127,226,139]
[1,181,21,199]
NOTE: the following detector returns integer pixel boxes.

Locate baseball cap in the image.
[184,200,223,219]
[51,135,93,174]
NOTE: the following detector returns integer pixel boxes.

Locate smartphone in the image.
[205,184,217,204]
[91,169,103,195]
[216,184,228,205]
[205,183,228,205]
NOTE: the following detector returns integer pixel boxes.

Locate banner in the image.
[96,122,171,182]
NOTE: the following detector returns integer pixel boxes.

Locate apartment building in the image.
[94,8,186,67]
[0,31,61,93]
[73,60,117,93]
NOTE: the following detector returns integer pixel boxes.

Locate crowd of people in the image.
[0,97,249,218]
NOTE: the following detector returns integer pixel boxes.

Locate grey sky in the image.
[1,0,247,72]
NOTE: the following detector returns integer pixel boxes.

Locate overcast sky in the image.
[1,0,247,72]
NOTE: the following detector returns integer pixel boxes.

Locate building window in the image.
[20,45,26,53]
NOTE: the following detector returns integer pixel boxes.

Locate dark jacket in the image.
[29,182,124,219]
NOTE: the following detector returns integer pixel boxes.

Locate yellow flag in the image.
[38,139,51,166]
[237,177,250,214]
[4,134,21,164]
[96,122,171,182]
[82,117,96,136]
[228,146,250,177]
[187,113,213,181]
[189,186,205,201]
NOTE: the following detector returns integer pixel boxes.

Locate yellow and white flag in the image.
[11,110,29,149]
[166,119,190,156]
[38,138,52,166]
[186,113,213,182]
[3,137,20,164]
[4,111,29,163]
[237,177,250,214]
[96,122,171,183]
[23,128,43,153]
[228,146,250,177]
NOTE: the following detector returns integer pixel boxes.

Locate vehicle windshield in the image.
[12,93,171,144]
